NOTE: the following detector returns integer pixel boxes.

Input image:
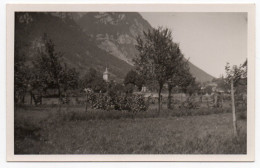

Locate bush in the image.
[179,96,199,109]
[125,94,148,114]
[86,92,148,114]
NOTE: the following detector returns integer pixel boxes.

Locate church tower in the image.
[103,67,109,82]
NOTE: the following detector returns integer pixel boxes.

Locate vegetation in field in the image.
[14,105,247,154]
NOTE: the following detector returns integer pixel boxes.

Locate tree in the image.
[124,70,145,91]
[124,83,135,94]
[81,68,107,93]
[225,61,247,137]
[14,46,30,104]
[213,76,229,93]
[60,64,79,92]
[33,33,79,101]
[205,85,213,95]
[167,59,194,109]
[124,70,137,85]
[185,81,199,96]
[14,40,36,104]
[134,27,182,114]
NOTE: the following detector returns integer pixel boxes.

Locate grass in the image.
[14,104,247,154]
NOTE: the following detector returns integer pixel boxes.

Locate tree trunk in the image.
[21,93,25,104]
[30,92,33,105]
[167,85,173,109]
[158,85,163,116]
[231,79,238,137]
[207,96,209,108]
[214,94,218,107]
[58,87,62,104]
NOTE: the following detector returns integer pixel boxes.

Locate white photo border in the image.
[6,3,255,162]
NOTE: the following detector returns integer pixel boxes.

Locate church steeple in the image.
[103,67,109,82]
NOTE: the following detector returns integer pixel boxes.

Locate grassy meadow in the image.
[14,104,247,154]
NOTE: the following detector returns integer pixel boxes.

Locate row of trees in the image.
[31,34,79,100]
[15,34,106,104]
[15,34,80,104]
[14,33,148,104]
[14,28,197,109]
[133,27,195,114]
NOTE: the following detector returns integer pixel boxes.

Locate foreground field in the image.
[14,105,246,154]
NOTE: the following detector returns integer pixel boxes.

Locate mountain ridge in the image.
[15,12,214,83]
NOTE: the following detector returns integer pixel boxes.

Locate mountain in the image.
[188,62,214,82]
[15,12,214,83]
[73,12,214,82]
[75,12,151,64]
[15,12,132,81]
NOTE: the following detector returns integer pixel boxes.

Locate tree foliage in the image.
[166,57,195,108]
[212,77,228,92]
[14,42,30,103]
[124,70,145,91]
[134,27,186,113]
[135,27,182,83]
[81,68,107,93]
[204,85,213,95]
[31,33,79,99]
[225,61,247,87]
[168,60,195,91]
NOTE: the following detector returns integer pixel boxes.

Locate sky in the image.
[140,12,247,78]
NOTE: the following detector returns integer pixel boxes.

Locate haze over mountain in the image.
[15,12,214,83]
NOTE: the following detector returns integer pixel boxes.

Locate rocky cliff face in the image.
[75,12,152,64]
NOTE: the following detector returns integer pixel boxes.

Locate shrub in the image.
[179,95,199,109]
[85,92,149,114]
[125,94,148,114]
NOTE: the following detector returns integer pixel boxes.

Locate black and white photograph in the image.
[6,4,255,161]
